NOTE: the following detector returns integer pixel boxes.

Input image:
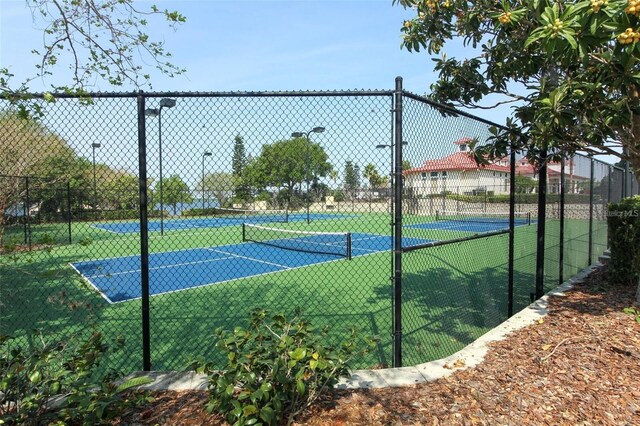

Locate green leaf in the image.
[29,370,41,383]
[561,31,578,50]
[260,406,275,424]
[525,28,548,49]
[115,376,153,393]
[225,384,235,396]
[289,347,307,360]
[296,379,306,395]
[243,404,258,416]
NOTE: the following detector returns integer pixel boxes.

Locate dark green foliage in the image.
[232,135,251,203]
[607,196,640,286]
[160,175,194,215]
[182,207,218,217]
[344,161,360,200]
[192,309,376,426]
[0,331,153,425]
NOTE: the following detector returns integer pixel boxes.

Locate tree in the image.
[395,0,640,183]
[198,172,236,208]
[0,112,82,244]
[159,175,193,215]
[344,161,361,200]
[515,174,537,194]
[363,163,388,190]
[244,138,333,206]
[2,0,185,118]
[103,172,141,210]
[231,135,251,202]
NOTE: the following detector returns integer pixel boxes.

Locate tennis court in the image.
[93,211,350,234]
[71,228,433,303]
[407,211,533,233]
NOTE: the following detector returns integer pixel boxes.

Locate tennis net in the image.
[216,207,288,223]
[242,223,352,259]
[435,210,531,225]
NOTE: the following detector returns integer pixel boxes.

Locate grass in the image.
[0,210,606,372]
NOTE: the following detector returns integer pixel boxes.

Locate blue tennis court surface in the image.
[71,233,432,303]
[93,212,350,234]
[406,218,533,233]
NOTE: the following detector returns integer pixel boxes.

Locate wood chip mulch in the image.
[114,265,640,425]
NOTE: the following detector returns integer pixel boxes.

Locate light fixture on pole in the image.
[91,142,101,211]
[291,126,325,224]
[202,151,212,212]
[145,98,176,235]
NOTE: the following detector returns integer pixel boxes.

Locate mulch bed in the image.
[114,265,640,425]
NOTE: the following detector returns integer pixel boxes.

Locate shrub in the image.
[192,309,377,426]
[607,195,640,286]
[0,331,152,425]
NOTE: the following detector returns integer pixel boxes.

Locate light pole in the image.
[91,142,101,210]
[202,151,212,212]
[291,126,325,224]
[145,98,176,235]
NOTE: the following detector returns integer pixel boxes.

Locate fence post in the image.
[508,144,516,317]
[588,158,595,265]
[137,91,152,371]
[67,181,72,244]
[535,149,547,300]
[392,76,404,368]
[608,165,612,204]
[559,157,565,285]
[25,176,31,250]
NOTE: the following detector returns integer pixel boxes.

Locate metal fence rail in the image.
[0,79,637,373]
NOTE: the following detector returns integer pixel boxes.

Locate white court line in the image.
[84,255,237,279]
[68,262,115,304]
[207,248,292,269]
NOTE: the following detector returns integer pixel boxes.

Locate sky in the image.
[0,1,442,95]
[1,0,511,183]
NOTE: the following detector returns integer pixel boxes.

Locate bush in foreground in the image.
[607,195,640,287]
[191,308,377,426]
[0,331,152,425]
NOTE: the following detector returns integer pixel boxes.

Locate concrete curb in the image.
[127,263,601,391]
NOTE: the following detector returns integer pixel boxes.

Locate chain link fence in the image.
[1,80,637,373]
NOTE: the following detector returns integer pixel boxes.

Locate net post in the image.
[347,232,352,260]
[242,222,246,242]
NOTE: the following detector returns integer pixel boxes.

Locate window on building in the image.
[430,171,438,178]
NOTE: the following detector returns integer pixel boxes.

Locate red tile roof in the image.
[405,151,510,174]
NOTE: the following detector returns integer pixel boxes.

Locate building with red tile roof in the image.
[404,138,589,196]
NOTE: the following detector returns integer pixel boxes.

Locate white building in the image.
[404,138,511,196]
[404,138,590,196]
